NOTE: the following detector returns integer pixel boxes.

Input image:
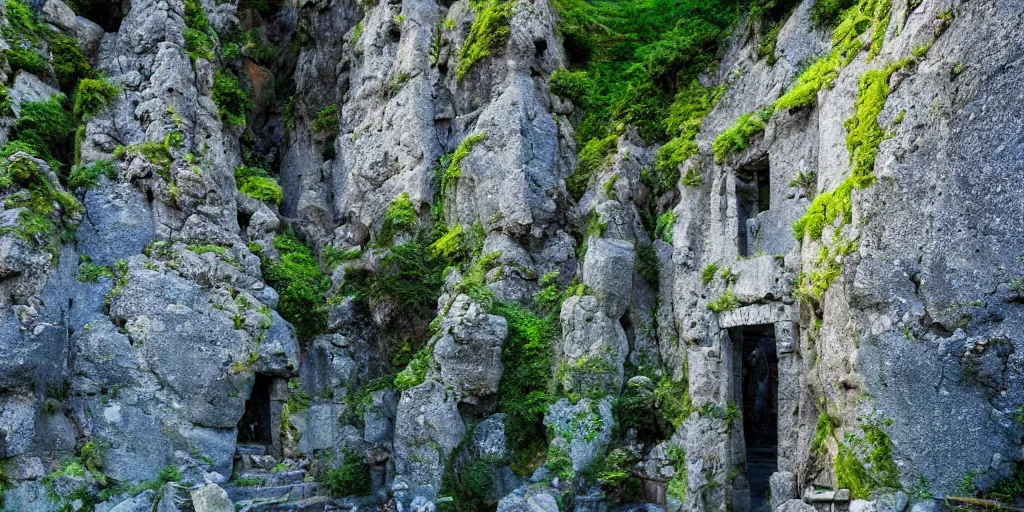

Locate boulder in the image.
[189,484,233,512]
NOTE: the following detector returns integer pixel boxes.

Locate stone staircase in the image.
[224,444,350,511]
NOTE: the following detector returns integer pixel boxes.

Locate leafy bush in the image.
[378,193,419,246]
[549,68,593,100]
[707,288,738,312]
[312,105,338,134]
[394,344,432,391]
[439,459,496,512]
[51,34,94,89]
[4,46,47,74]
[812,0,857,26]
[69,160,117,189]
[321,452,371,497]
[184,0,215,60]
[11,97,74,168]
[262,232,329,343]
[212,70,253,126]
[74,78,121,120]
[239,176,283,204]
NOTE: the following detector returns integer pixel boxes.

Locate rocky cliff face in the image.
[0,0,1021,510]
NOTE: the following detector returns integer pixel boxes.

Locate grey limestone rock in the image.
[189,484,233,512]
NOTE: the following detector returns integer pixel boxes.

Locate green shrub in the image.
[707,288,738,312]
[836,419,901,499]
[812,410,836,456]
[378,193,419,246]
[654,210,675,243]
[457,0,514,81]
[4,46,47,74]
[442,134,487,194]
[701,263,718,285]
[212,71,252,126]
[184,0,216,60]
[69,160,117,189]
[77,262,113,282]
[312,105,338,134]
[651,83,724,196]
[394,344,432,391]
[262,232,329,343]
[712,110,769,164]
[11,97,74,167]
[812,0,857,26]
[321,452,371,497]
[567,133,616,200]
[74,78,121,120]
[239,176,283,204]
[3,0,46,44]
[439,459,496,512]
[51,34,94,89]
[549,68,593,100]
[494,301,556,461]
[545,444,574,480]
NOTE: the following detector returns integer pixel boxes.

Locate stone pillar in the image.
[775,320,800,474]
[269,377,289,458]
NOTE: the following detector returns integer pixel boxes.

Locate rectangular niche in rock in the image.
[238,373,274,446]
[729,324,779,512]
[736,159,771,257]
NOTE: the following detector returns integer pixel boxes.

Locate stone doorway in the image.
[736,159,771,257]
[238,373,274,446]
[730,324,779,512]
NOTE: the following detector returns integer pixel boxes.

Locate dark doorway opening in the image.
[238,374,273,445]
[735,325,778,512]
[736,159,771,257]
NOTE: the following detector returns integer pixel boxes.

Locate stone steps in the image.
[237,496,351,512]
[225,481,322,503]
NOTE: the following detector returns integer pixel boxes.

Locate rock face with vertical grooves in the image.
[0,0,1022,511]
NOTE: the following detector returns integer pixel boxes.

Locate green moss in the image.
[651,83,725,195]
[845,59,909,179]
[773,52,843,112]
[545,445,574,480]
[3,0,47,45]
[352,22,364,43]
[0,145,82,256]
[812,410,836,456]
[835,419,901,499]
[212,70,253,126]
[4,46,47,74]
[603,174,619,200]
[457,0,514,81]
[701,263,718,285]
[549,68,593,100]
[394,343,432,391]
[69,160,117,189]
[758,22,782,64]
[712,109,769,164]
[568,133,617,201]
[51,34,94,89]
[442,133,487,195]
[707,288,738,312]
[74,78,121,121]
[262,232,330,343]
[312,105,338,134]
[239,176,283,204]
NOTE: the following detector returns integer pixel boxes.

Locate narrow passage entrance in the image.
[734,325,778,512]
[238,373,273,445]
